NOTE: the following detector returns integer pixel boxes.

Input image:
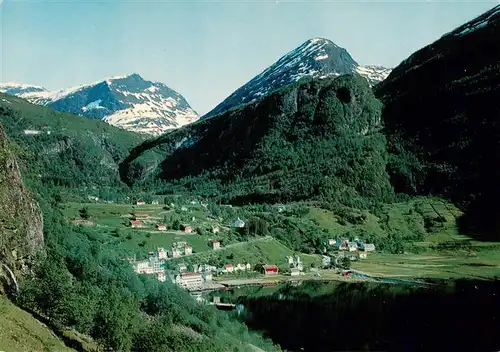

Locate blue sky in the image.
[0,0,497,115]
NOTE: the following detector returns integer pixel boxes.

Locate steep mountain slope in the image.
[121,74,394,206]
[0,296,77,352]
[0,92,164,201]
[203,38,391,119]
[0,74,199,135]
[375,5,500,236]
[0,122,44,294]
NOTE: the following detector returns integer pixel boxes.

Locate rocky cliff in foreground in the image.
[0,122,44,292]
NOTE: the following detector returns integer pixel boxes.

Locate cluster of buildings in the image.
[328,238,376,262]
[173,262,254,289]
[171,241,193,257]
[130,248,167,282]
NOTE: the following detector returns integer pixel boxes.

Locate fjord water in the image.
[227,280,500,351]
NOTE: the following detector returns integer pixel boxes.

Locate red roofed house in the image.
[156,223,167,231]
[224,264,234,273]
[175,272,203,288]
[262,264,279,275]
[130,220,143,228]
[136,199,145,205]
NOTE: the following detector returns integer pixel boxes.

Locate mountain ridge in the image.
[375,4,500,237]
[0,74,199,135]
[203,37,391,119]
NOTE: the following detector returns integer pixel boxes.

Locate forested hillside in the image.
[121,75,394,209]
[376,5,500,237]
[0,96,279,351]
[0,93,163,201]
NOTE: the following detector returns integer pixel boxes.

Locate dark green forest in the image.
[122,75,395,211]
[0,95,279,351]
[15,185,278,351]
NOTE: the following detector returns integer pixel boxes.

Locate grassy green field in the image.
[61,202,224,259]
[170,236,322,270]
[0,296,75,352]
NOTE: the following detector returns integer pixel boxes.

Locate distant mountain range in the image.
[0,74,199,135]
[1,38,391,134]
[202,38,392,119]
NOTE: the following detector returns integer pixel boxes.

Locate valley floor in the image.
[60,197,500,283]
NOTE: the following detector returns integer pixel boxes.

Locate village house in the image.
[156,223,167,231]
[290,267,301,276]
[157,247,168,259]
[224,264,234,273]
[133,213,151,220]
[171,247,182,258]
[151,200,159,205]
[184,245,193,256]
[361,243,376,252]
[175,272,203,288]
[177,263,187,272]
[232,217,246,228]
[136,199,145,205]
[328,239,336,246]
[156,272,166,282]
[195,264,217,273]
[262,264,279,275]
[180,224,193,233]
[235,263,247,271]
[210,239,221,250]
[211,226,220,234]
[339,241,348,251]
[202,271,213,282]
[287,256,294,265]
[130,220,143,228]
[359,252,368,259]
[245,263,252,270]
[322,255,332,267]
[348,242,359,252]
[132,258,164,279]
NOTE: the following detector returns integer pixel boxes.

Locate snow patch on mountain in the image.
[203,37,391,119]
[0,74,199,135]
[443,5,500,38]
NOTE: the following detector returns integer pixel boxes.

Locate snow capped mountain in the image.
[203,38,391,119]
[0,74,199,135]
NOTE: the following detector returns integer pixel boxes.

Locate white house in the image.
[328,239,336,246]
[362,244,376,252]
[157,247,168,259]
[172,248,182,258]
[290,268,301,276]
[347,242,358,252]
[184,245,193,256]
[232,217,245,228]
[211,239,221,250]
[156,223,167,231]
[175,272,203,288]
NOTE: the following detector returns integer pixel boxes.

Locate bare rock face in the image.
[0,122,44,292]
